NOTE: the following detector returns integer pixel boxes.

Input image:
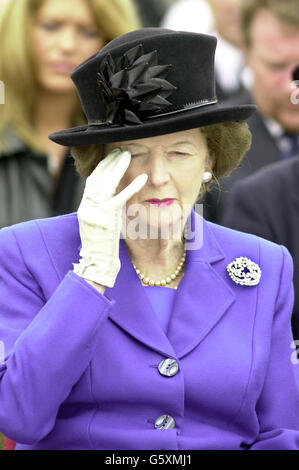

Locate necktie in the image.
[280,133,299,159]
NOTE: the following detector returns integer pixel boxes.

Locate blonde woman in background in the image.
[0,0,140,450]
[0,0,141,229]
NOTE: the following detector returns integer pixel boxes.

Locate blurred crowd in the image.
[0,0,299,449]
[1,0,297,224]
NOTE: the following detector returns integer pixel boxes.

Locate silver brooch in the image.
[226,257,261,286]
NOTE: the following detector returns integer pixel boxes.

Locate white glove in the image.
[73,148,148,288]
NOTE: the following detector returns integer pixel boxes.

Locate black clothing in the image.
[0,138,84,228]
[222,157,299,340]
[203,90,281,224]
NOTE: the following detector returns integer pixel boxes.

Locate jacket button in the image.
[158,358,179,377]
[154,414,176,429]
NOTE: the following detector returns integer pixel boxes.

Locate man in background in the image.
[204,0,299,223]
[222,67,299,341]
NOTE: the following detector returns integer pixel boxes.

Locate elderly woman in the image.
[0,28,299,451]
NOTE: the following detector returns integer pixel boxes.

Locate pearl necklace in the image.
[133,252,186,287]
[133,227,187,287]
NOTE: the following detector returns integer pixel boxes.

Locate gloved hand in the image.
[73,148,148,288]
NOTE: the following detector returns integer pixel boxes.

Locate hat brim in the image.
[49,103,256,146]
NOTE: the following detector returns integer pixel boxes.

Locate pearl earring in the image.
[202,171,212,183]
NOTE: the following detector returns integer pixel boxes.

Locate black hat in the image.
[49,28,256,146]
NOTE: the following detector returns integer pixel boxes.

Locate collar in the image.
[77,208,234,359]
[263,117,299,154]
[263,117,284,140]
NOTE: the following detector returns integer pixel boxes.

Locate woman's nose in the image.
[146,156,170,187]
[57,26,77,53]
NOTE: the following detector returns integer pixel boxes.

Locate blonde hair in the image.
[241,0,299,46]
[71,121,252,199]
[0,0,141,154]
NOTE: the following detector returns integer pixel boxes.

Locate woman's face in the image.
[32,0,105,93]
[106,129,210,239]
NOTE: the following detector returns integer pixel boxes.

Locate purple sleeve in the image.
[249,246,299,449]
[0,227,114,445]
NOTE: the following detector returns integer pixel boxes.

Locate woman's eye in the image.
[131,153,145,158]
[37,22,98,38]
[129,151,189,158]
[39,22,60,31]
[169,152,188,157]
[79,28,99,38]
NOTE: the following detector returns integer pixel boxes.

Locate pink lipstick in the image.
[145,198,175,208]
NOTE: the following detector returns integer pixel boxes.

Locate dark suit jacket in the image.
[222,156,299,340]
[203,90,281,224]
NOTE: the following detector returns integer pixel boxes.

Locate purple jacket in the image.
[0,208,298,450]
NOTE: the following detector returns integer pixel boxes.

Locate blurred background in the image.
[0,0,258,230]
[0,0,299,451]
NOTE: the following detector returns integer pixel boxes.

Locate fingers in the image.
[84,149,131,200]
[86,148,122,183]
[112,173,148,206]
[109,150,132,190]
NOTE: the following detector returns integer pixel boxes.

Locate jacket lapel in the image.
[105,239,177,358]
[167,210,236,358]
[167,257,236,359]
[104,209,236,359]
[47,210,236,359]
